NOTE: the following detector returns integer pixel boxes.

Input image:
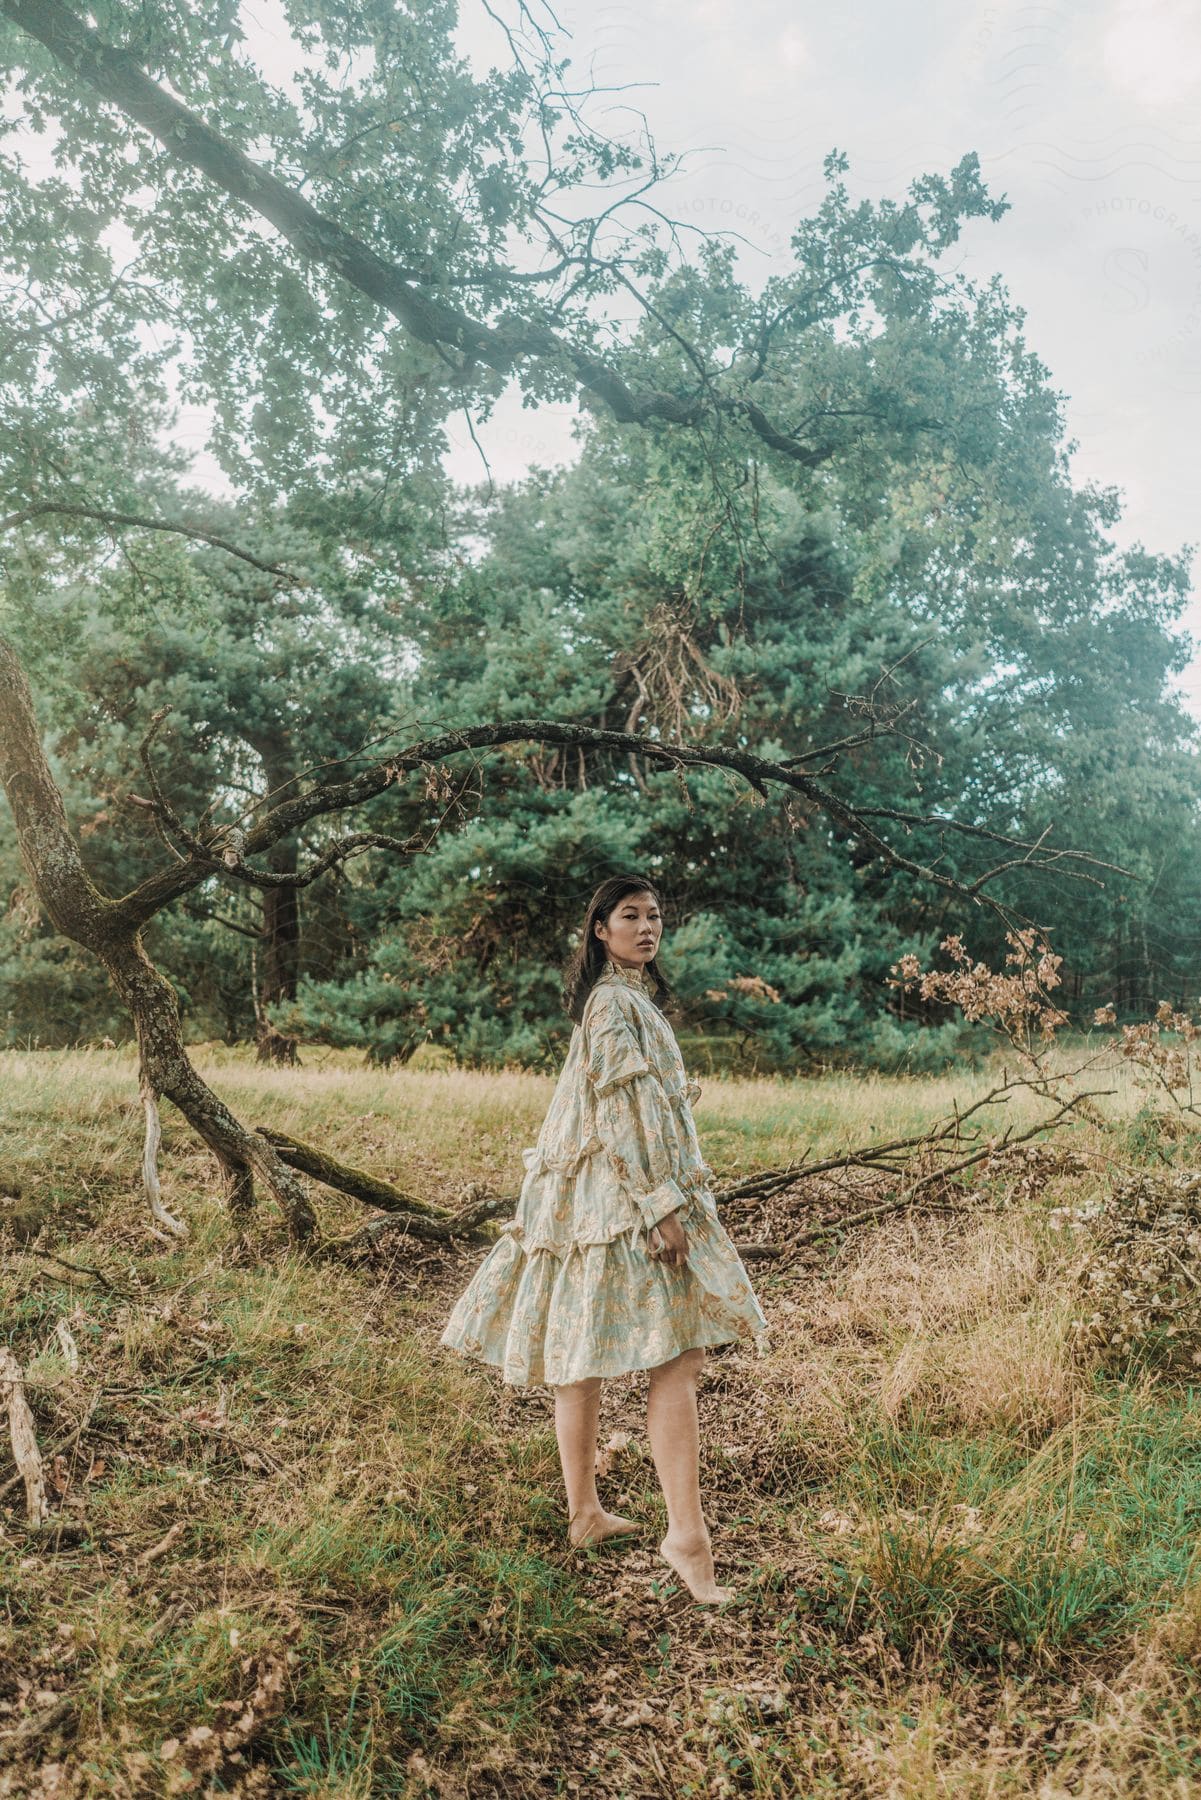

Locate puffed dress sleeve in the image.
[583,991,691,1233]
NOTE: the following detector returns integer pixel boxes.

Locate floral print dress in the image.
[438,960,770,1386]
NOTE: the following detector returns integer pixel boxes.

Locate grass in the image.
[3,1043,1201,1795]
[829,1389,1201,1660]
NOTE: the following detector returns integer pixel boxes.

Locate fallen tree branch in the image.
[255,1129,514,1246]
[135,1518,186,1568]
[319,1207,498,1256]
[714,1060,1115,1205]
[0,1385,102,1504]
[716,1158,811,1203]
[449,1191,518,1232]
[790,1087,1114,1246]
[0,1346,49,1526]
[254,1129,448,1220]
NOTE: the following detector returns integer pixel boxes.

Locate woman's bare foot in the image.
[658,1531,735,1604]
[568,1507,642,1548]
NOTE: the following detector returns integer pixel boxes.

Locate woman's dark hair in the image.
[562,874,672,1023]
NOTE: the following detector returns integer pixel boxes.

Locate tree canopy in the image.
[0,0,1195,1103]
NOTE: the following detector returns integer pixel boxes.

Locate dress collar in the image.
[599,959,651,991]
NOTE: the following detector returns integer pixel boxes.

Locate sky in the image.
[440,0,1201,706]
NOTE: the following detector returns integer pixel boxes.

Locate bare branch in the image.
[0,0,838,468]
[111,713,1125,935]
[207,912,264,940]
[779,700,927,771]
[790,1086,1113,1246]
[217,830,427,890]
[0,1347,49,1527]
[855,804,1136,881]
[718,1053,1112,1205]
[0,501,301,579]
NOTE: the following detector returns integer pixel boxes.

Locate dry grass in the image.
[3,1045,1201,1797]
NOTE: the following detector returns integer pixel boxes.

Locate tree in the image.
[0,0,1149,1240]
[274,210,1196,1071]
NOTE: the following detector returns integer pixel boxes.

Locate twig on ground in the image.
[0,1385,102,1503]
[136,1518,186,1566]
[15,1248,131,1295]
[0,1346,49,1525]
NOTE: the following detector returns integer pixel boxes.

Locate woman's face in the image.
[595,890,663,968]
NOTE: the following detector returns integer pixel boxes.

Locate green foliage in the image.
[826,1393,1201,1663]
[0,478,444,1041]
[282,211,1197,1066]
[1,0,1196,1069]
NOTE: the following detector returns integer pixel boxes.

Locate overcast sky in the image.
[442,0,1201,709]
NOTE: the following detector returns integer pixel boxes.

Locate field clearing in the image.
[0,1037,1150,1200]
[4,1045,1201,1796]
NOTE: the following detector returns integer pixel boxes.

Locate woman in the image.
[439,874,769,1603]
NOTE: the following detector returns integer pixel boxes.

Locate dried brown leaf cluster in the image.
[1095,1000,1201,1115]
[890,931,1068,1055]
[704,975,783,1005]
[612,599,744,745]
[1055,1170,1201,1373]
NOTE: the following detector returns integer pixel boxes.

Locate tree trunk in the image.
[254,746,302,1065]
[0,633,316,1240]
[259,880,300,1003]
[100,934,317,1232]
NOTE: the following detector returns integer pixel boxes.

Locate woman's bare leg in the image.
[553,1376,640,1547]
[646,1347,733,1604]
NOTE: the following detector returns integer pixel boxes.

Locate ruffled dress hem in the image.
[438,1155,770,1388]
[437,964,770,1388]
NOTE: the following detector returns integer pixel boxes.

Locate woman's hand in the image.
[648,1210,689,1268]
